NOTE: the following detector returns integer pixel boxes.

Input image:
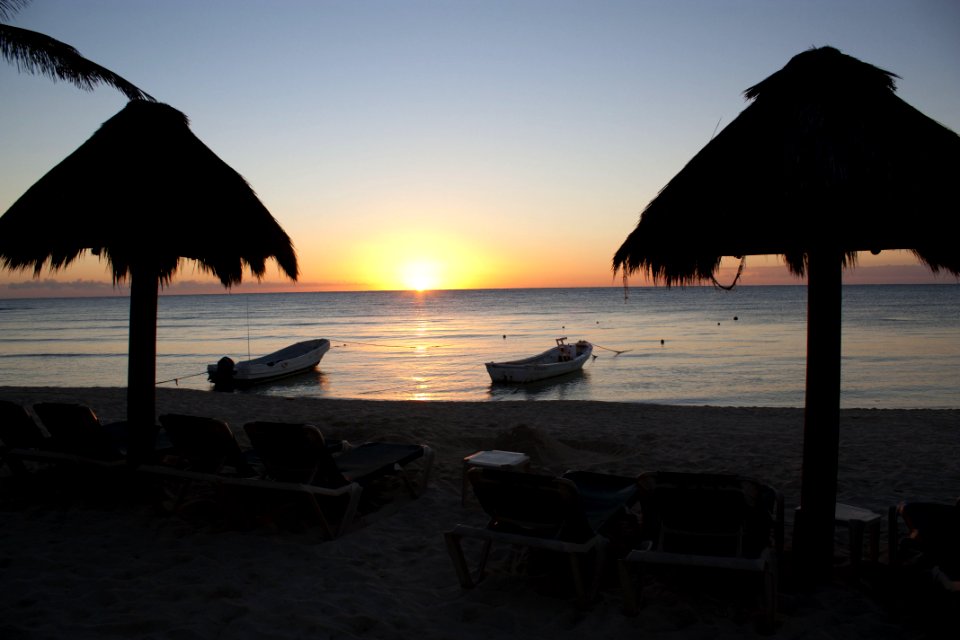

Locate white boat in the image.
[485,338,593,383]
[208,339,330,388]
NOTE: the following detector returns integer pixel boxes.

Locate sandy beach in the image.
[1,386,957,639]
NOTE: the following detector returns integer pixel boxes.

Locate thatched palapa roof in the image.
[612,46,960,285]
[0,100,297,286]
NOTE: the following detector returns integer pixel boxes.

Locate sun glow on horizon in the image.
[401,260,441,292]
[349,230,496,291]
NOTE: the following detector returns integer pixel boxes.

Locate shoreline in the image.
[2,386,957,638]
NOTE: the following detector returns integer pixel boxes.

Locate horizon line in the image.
[2,280,957,301]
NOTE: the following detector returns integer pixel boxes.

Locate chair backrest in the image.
[896,500,960,568]
[159,414,243,474]
[637,471,778,558]
[468,467,595,543]
[33,402,121,459]
[560,469,640,532]
[244,421,349,487]
[0,400,48,449]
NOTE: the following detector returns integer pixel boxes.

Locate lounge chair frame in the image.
[888,498,960,592]
[445,522,606,606]
[137,414,259,511]
[618,471,783,630]
[446,467,638,606]
[221,474,365,539]
[242,421,434,538]
[1,402,129,471]
[139,461,366,539]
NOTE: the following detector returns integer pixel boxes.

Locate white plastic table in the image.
[461,450,531,506]
[834,502,881,567]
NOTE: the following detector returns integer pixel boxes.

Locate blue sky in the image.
[2,0,959,296]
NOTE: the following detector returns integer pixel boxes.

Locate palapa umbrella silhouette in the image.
[0,100,298,460]
[613,46,960,578]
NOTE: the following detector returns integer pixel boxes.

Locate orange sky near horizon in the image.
[0,243,953,299]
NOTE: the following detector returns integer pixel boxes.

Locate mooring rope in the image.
[330,339,447,350]
[156,371,208,386]
[592,344,631,356]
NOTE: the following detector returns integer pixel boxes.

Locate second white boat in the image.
[486,337,593,383]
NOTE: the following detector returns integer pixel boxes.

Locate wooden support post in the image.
[795,248,843,582]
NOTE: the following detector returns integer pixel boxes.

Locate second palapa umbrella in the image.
[613,46,960,578]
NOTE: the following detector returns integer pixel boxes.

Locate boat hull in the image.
[486,340,592,383]
[208,339,330,388]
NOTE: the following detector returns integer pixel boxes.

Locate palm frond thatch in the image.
[0,0,29,22]
[1,0,153,102]
[613,46,960,286]
[0,100,297,286]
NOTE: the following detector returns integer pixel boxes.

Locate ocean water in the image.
[0,285,958,409]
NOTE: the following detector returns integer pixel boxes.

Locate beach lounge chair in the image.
[157,414,257,476]
[0,400,47,450]
[142,414,259,510]
[241,421,434,538]
[0,400,51,475]
[31,402,128,466]
[889,498,960,592]
[618,471,783,630]
[445,467,639,606]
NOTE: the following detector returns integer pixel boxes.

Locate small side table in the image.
[793,503,882,569]
[461,450,530,506]
[834,503,881,567]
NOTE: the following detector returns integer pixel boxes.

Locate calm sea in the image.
[0,286,958,409]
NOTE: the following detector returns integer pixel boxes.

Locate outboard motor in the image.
[214,356,235,390]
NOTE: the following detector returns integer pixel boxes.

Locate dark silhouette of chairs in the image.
[0,400,47,449]
[0,401,133,492]
[445,467,639,606]
[0,400,50,475]
[140,413,259,510]
[158,414,257,476]
[241,421,434,538]
[889,498,960,592]
[886,497,960,636]
[618,471,783,630]
[31,402,128,465]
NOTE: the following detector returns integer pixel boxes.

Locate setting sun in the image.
[347,230,497,291]
[401,260,440,291]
